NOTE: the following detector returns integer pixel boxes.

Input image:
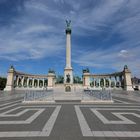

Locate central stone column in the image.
[64,20,73,90]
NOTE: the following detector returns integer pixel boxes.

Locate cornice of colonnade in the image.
[88,71,123,78]
[14,71,49,78]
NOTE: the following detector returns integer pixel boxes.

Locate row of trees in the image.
[0,77,7,90]
[55,75,82,84]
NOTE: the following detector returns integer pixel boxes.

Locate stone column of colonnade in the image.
[32,78,35,87]
[16,76,20,87]
[38,79,39,87]
[109,77,111,87]
[21,77,24,87]
[27,78,29,87]
[43,79,45,87]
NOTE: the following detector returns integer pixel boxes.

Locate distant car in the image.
[134,86,139,91]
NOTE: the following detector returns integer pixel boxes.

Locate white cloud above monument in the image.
[0,0,140,76]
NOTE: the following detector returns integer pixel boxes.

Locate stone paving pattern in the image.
[0,91,140,140]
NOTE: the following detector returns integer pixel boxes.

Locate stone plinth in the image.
[4,66,15,91]
[47,73,56,89]
[123,66,134,91]
[83,72,90,88]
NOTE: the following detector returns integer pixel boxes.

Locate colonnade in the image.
[14,75,48,88]
[4,65,134,91]
[82,65,134,91]
[89,75,123,89]
[4,66,56,91]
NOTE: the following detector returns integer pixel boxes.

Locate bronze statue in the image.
[83,68,90,73]
[66,73,71,83]
[66,20,71,28]
[124,65,128,69]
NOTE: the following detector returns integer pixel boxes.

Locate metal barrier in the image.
[83,89,112,100]
[24,90,53,101]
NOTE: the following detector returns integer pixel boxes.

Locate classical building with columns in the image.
[4,21,134,91]
[4,66,55,91]
[82,65,133,91]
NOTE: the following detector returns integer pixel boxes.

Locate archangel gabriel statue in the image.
[66,20,71,28]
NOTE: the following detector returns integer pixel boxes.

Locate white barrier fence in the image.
[24,90,53,101]
[83,89,112,101]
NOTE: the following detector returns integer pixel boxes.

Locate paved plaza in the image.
[0,92,140,140]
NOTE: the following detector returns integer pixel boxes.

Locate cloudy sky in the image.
[0,0,140,77]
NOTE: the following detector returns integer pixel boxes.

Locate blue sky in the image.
[0,0,140,77]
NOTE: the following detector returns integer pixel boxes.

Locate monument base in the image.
[23,84,113,104]
[124,86,134,91]
[4,86,13,91]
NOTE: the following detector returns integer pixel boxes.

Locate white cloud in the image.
[0,0,140,77]
[53,0,64,4]
[0,0,66,61]
[74,46,140,76]
[118,50,129,58]
[17,25,52,35]
[0,22,64,60]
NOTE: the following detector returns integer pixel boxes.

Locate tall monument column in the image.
[64,20,73,86]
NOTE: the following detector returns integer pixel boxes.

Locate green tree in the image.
[73,76,82,84]
[56,75,64,84]
[0,77,7,90]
